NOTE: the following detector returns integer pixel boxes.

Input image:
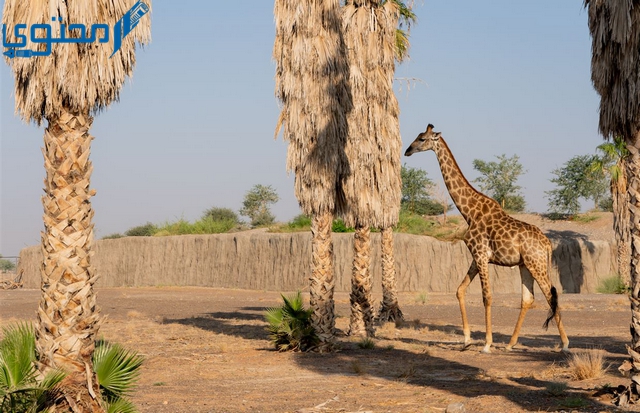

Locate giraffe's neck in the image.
[433,138,489,223]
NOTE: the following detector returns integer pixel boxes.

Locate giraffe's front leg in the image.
[475,257,492,353]
[457,261,478,350]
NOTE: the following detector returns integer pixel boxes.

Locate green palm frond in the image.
[264,292,318,352]
[93,342,143,401]
[28,369,65,413]
[389,0,417,28]
[386,0,416,62]
[0,323,66,413]
[395,29,411,62]
[595,136,630,184]
[0,323,36,390]
[104,396,138,413]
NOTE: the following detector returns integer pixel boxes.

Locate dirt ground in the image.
[1,212,634,413]
[0,287,635,413]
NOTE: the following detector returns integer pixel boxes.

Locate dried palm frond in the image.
[340,0,402,229]
[585,0,640,140]
[274,0,351,216]
[2,0,152,123]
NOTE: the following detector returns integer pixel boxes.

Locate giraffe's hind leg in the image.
[457,260,478,350]
[540,286,570,351]
[506,266,535,351]
[525,256,570,352]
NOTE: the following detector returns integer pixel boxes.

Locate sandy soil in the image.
[0,212,634,413]
[0,287,634,413]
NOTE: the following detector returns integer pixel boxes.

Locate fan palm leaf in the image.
[0,323,65,413]
[93,342,143,401]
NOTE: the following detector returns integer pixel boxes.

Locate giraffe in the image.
[404,124,569,353]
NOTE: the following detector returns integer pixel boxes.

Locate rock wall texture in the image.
[17,232,616,295]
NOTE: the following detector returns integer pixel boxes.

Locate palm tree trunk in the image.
[37,110,103,412]
[618,140,640,405]
[310,212,336,351]
[349,225,374,337]
[378,226,403,322]
[613,160,631,287]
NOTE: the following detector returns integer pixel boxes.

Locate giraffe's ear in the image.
[434,132,442,138]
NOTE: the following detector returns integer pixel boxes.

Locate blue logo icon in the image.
[2,1,149,59]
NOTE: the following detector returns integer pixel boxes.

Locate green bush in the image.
[287,214,312,230]
[102,233,124,240]
[402,199,445,216]
[125,223,157,237]
[251,211,276,228]
[395,211,435,235]
[201,207,239,224]
[597,275,628,294]
[332,219,354,233]
[0,256,15,272]
[265,292,318,352]
[153,217,235,236]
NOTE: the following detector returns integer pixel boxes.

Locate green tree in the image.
[400,164,443,215]
[472,154,526,212]
[240,185,280,227]
[202,207,240,225]
[546,154,608,215]
[0,255,15,272]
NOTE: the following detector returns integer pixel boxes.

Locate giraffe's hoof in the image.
[505,345,513,352]
[461,342,472,351]
[481,346,492,354]
[561,346,571,353]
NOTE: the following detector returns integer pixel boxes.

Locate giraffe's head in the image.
[404,124,441,156]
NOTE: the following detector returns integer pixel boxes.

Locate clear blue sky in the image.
[0,1,603,256]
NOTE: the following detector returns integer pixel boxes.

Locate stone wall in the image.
[17,231,616,294]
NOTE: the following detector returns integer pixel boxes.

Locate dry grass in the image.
[567,349,608,380]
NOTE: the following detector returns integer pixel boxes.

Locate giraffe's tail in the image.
[543,286,558,330]
[543,245,557,330]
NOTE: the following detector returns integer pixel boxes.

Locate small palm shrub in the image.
[93,341,144,413]
[265,292,318,352]
[0,323,65,413]
[0,323,144,413]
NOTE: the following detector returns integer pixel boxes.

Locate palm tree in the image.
[341,0,404,335]
[593,137,631,287]
[2,1,150,410]
[584,0,640,405]
[274,0,351,350]
[379,0,416,323]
